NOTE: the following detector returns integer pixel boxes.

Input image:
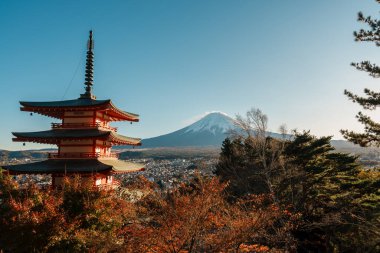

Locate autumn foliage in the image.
[123,177,299,252]
[0,173,298,252]
[1,125,378,253]
[0,175,137,252]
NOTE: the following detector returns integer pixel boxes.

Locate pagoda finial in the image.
[80,30,96,99]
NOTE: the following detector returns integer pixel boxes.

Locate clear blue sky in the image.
[1,0,380,150]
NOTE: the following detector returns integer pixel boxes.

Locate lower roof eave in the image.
[2,159,145,175]
[6,170,113,176]
[4,168,145,176]
[110,167,145,174]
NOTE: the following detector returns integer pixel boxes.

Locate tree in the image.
[122,174,296,252]
[0,174,137,252]
[215,108,380,252]
[0,171,297,253]
[282,131,380,252]
[215,108,287,199]
[341,1,380,146]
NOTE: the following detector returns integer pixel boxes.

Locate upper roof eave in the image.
[108,101,140,122]
[20,98,111,108]
[19,99,140,122]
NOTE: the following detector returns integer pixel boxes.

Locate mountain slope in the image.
[141,112,238,148]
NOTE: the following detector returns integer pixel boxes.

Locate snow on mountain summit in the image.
[184,112,236,135]
[129,112,239,148]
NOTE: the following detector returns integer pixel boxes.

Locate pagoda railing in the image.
[51,122,117,132]
[48,152,118,159]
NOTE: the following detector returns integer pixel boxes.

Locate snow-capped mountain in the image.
[139,112,239,148]
[117,112,290,149]
[184,112,237,135]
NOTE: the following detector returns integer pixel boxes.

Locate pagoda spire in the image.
[80,30,96,99]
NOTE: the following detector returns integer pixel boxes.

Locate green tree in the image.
[283,132,380,252]
[215,108,287,199]
[215,109,380,252]
[341,1,380,146]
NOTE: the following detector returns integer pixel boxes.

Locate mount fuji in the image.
[140,112,239,148]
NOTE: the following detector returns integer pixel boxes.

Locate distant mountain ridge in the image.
[0,150,48,160]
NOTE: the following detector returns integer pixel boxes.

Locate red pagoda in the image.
[3,31,144,188]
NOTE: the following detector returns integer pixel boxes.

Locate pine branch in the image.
[340,129,380,147]
[356,111,380,134]
[344,89,380,109]
[351,61,380,77]
[354,12,380,46]
[341,112,380,147]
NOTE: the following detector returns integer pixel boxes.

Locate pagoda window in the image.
[64,111,93,117]
[64,117,93,124]
[96,140,111,146]
[63,111,94,124]
[99,113,110,121]
[61,140,93,145]
[60,146,93,153]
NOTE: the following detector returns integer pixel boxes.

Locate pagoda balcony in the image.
[51,122,117,132]
[48,152,119,159]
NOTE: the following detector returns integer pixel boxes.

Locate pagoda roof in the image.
[3,158,144,175]
[20,98,139,122]
[12,129,141,146]
[20,98,110,107]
